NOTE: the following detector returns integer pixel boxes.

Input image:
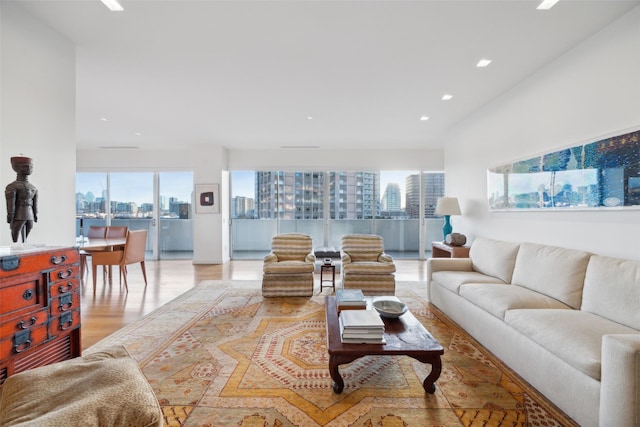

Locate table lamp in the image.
[435,197,461,241]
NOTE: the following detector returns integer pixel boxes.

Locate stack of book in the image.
[336,289,366,312]
[339,309,386,344]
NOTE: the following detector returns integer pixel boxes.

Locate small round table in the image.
[320,262,336,291]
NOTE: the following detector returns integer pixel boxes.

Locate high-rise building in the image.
[233,196,255,218]
[405,173,445,218]
[255,171,379,219]
[381,183,402,211]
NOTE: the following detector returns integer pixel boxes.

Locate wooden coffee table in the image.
[325,296,444,394]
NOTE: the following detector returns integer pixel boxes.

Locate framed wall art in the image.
[195,183,219,214]
[488,127,640,211]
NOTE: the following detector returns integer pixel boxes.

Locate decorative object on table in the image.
[324,258,332,265]
[445,232,467,246]
[488,126,640,211]
[336,288,366,311]
[195,183,219,213]
[339,308,385,344]
[4,156,38,243]
[373,299,408,319]
[434,197,461,241]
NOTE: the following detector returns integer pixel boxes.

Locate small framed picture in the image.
[195,184,219,214]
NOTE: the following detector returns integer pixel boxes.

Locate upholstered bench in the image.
[0,345,162,427]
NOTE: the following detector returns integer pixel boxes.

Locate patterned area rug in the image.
[87,280,578,427]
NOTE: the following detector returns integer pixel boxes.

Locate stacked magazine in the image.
[339,309,386,344]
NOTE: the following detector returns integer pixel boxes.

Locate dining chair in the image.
[104,226,128,278]
[79,225,107,280]
[91,229,148,294]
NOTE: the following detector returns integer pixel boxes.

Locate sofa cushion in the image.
[431,271,506,294]
[582,255,640,330]
[505,309,637,380]
[510,243,591,309]
[469,237,520,284]
[460,283,571,319]
[342,260,396,275]
[263,260,315,274]
[341,234,385,262]
[0,345,162,427]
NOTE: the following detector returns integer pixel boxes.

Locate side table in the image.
[431,241,470,258]
[320,262,336,291]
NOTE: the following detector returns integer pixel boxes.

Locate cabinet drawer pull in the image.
[59,294,73,312]
[17,317,37,329]
[13,330,32,354]
[59,312,73,331]
[57,268,74,279]
[23,289,34,301]
[58,283,74,293]
[50,255,67,265]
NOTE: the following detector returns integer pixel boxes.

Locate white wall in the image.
[0,3,76,247]
[445,5,640,259]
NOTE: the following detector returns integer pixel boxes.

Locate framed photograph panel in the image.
[195,183,219,214]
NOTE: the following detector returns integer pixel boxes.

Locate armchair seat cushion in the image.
[342,261,396,275]
[263,260,315,274]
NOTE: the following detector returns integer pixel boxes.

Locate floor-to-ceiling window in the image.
[230,170,445,260]
[76,171,193,259]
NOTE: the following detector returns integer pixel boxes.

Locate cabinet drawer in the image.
[0,323,49,361]
[0,248,78,279]
[50,292,80,317]
[47,265,79,285]
[0,273,46,317]
[0,308,49,337]
[49,309,80,336]
[49,279,78,298]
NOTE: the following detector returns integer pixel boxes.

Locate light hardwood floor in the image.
[79,259,428,350]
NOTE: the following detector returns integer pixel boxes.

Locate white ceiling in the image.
[13,0,640,152]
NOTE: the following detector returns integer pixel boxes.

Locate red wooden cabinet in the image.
[0,247,81,384]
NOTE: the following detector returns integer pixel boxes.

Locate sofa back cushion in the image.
[469,237,520,283]
[582,255,640,330]
[341,234,384,262]
[271,233,313,261]
[511,243,591,309]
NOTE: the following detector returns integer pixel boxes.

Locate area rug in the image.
[87,280,578,427]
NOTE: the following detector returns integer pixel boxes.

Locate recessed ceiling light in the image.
[134,132,141,136]
[307,116,313,120]
[100,117,109,122]
[476,59,492,68]
[100,0,124,12]
[441,94,453,101]
[537,0,559,10]
[420,116,429,121]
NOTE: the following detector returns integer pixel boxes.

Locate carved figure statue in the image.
[5,156,38,243]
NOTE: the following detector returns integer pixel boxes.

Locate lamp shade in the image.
[435,197,461,216]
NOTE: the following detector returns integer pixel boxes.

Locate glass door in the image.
[158,172,194,259]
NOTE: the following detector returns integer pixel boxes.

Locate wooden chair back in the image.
[106,226,128,239]
[87,226,107,239]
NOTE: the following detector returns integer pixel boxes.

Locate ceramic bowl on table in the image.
[373,299,408,318]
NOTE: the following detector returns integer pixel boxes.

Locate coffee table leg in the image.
[412,355,442,394]
[329,354,361,394]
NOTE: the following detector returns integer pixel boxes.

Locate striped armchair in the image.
[262,233,316,297]
[341,234,396,295]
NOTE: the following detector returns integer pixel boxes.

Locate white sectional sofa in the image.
[427,237,640,427]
